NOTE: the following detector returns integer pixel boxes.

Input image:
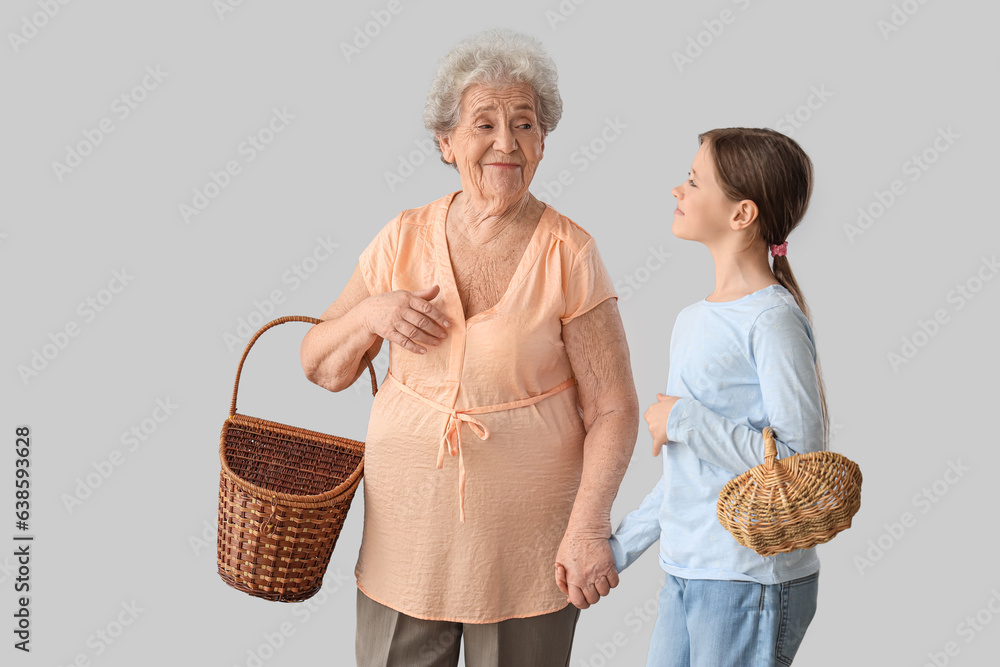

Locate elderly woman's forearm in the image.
[300,303,379,392]
[561,300,639,534]
[567,404,639,534]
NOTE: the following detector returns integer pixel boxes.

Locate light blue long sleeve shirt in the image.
[610,285,823,584]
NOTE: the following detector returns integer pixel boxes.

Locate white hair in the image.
[423,29,563,166]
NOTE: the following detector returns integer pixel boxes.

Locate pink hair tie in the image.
[770,241,788,258]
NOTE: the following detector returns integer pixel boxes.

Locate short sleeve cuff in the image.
[356,252,378,296]
[559,293,617,325]
[561,238,617,324]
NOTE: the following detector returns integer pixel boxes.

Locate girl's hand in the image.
[361,285,450,354]
[645,394,680,456]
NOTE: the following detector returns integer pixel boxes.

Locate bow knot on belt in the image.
[385,373,576,522]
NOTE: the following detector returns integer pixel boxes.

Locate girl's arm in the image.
[609,476,665,572]
[667,305,824,475]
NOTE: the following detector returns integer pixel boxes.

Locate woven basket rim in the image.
[726,453,861,494]
[219,413,365,507]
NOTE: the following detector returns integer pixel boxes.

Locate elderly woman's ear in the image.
[437,133,454,164]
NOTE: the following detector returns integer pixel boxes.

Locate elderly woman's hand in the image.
[362,285,451,355]
[554,529,619,609]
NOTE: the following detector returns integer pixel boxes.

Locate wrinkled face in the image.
[670,142,738,243]
[438,82,544,205]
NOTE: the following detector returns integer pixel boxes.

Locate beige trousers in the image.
[355,589,581,667]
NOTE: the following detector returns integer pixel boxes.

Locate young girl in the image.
[610,128,827,666]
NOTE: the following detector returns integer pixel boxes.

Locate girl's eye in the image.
[688,180,696,187]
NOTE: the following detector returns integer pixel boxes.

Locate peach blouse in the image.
[354,192,616,622]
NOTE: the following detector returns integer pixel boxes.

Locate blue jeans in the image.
[646,571,819,667]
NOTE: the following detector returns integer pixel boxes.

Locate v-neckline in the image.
[436,191,550,327]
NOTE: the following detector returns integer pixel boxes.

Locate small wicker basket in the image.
[217,315,376,602]
[717,427,862,557]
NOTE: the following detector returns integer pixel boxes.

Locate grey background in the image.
[3,0,998,665]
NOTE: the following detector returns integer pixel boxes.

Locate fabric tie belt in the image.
[385,373,577,522]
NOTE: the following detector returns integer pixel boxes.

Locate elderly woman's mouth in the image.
[485,162,521,169]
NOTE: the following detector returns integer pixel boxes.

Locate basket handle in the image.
[762,426,778,468]
[229,315,378,417]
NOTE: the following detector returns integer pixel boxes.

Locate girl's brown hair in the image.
[699,127,829,447]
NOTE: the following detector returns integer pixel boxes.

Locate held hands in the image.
[554,527,619,610]
[645,394,680,456]
[362,285,450,354]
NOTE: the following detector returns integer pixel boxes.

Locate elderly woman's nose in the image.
[493,125,518,153]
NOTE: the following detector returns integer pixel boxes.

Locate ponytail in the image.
[771,254,829,449]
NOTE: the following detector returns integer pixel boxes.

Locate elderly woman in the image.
[301,29,638,666]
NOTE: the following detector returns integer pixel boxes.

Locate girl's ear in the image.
[730,199,759,231]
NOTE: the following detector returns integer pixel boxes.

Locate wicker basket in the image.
[217,315,376,602]
[717,427,862,557]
